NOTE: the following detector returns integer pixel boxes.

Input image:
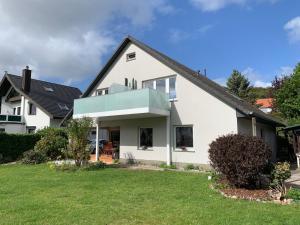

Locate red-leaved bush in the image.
[209,134,271,188]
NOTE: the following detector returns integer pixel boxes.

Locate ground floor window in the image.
[26,126,36,134]
[139,128,153,149]
[175,126,193,150]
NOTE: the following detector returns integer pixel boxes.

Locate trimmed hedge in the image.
[0,133,40,163]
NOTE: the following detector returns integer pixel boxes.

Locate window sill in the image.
[137,148,154,151]
[173,149,195,153]
[169,98,178,102]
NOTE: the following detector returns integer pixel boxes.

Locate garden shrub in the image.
[66,118,93,166]
[36,127,68,139]
[208,134,271,188]
[0,133,40,163]
[21,149,47,164]
[270,162,291,198]
[34,132,68,160]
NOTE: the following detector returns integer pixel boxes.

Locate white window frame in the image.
[138,127,153,150]
[126,52,136,61]
[173,125,194,152]
[96,88,109,96]
[142,75,177,101]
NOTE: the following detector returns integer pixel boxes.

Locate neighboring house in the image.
[71,36,283,166]
[256,98,273,114]
[0,67,81,133]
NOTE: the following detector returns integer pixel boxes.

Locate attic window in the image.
[126,52,136,61]
[58,103,69,111]
[44,86,54,92]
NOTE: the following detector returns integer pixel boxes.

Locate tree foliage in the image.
[274,63,300,123]
[66,118,93,166]
[226,70,251,99]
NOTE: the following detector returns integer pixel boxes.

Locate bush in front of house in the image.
[65,118,93,166]
[21,127,68,164]
[34,131,68,160]
[21,149,47,164]
[270,162,291,198]
[0,133,40,163]
[208,134,272,188]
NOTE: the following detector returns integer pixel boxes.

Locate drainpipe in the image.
[95,121,100,161]
[166,115,171,165]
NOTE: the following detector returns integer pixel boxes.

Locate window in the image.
[43,86,54,92]
[14,107,21,115]
[260,128,264,139]
[27,126,36,134]
[139,128,153,149]
[169,77,176,99]
[28,103,36,115]
[58,103,69,111]
[126,52,136,61]
[0,128,5,133]
[142,76,177,100]
[156,79,166,93]
[175,126,193,150]
[96,88,109,96]
[142,80,154,89]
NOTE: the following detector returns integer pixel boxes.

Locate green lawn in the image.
[0,165,300,225]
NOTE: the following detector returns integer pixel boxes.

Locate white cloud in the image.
[197,24,214,34]
[190,0,279,12]
[168,29,190,43]
[284,17,300,43]
[213,77,227,86]
[0,0,170,83]
[190,0,246,11]
[278,66,293,76]
[242,67,271,87]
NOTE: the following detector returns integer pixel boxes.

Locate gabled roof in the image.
[64,35,284,126]
[0,74,82,119]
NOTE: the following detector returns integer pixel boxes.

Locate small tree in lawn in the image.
[66,118,93,166]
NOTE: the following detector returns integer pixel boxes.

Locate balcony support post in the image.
[166,115,171,166]
[95,121,100,162]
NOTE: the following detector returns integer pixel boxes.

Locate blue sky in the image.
[0,0,299,91]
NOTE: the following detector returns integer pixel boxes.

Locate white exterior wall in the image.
[237,118,277,161]
[0,123,25,133]
[23,98,51,131]
[90,43,238,165]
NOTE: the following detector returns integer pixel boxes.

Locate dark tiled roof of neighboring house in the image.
[1,74,81,119]
[63,35,284,126]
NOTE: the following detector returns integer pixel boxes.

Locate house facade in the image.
[72,36,283,166]
[0,67,81,133]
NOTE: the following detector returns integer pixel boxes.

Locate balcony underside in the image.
[73,107,169,121]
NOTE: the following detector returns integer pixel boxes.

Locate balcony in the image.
[0,114,22,123]
[73,88,170,120]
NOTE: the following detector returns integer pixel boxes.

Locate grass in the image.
[0,165,300,225]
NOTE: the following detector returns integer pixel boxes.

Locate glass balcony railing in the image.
[0,114,22,123]
[74,88,170,117]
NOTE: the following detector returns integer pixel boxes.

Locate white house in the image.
[70,36,283,167]
[0,67,81,133]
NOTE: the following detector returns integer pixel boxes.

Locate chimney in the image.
[22,66,31,93]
